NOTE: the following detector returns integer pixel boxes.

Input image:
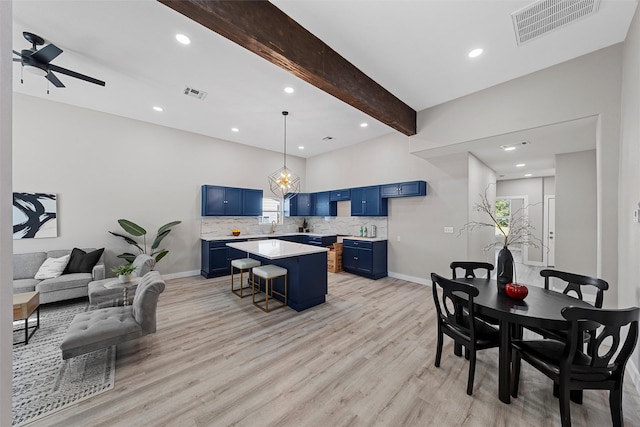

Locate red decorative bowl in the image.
[505,283,528,300]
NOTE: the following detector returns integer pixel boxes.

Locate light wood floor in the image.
[28,272,640,426]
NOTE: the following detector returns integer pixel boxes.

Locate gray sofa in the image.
[13,248,105,304]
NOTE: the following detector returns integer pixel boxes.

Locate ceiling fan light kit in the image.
[13,31,106,92]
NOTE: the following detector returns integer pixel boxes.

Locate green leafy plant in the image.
[109,219,181,263]
[111,263,136,276]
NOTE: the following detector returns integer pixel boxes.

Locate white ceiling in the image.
[11,0,638,177]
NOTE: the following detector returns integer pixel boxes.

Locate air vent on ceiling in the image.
[511,0,601,45]
[184,86,207,100]
[322,136,334,141]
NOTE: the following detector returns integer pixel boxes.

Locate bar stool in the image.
[251,265,287,312]
[231,258,261,298]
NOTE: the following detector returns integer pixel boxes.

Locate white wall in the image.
[12,94,306,277]
[306,133,469,284]
[412,45,623,306]
[555,150,597,278]
[0,2,12,425]
[619,4,640,375]
[467,154,496,263]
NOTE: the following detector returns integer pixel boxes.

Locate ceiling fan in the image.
[12,32,105,91]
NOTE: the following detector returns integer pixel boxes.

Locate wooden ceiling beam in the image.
[158,0,416,136]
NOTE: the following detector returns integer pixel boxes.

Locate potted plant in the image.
[112,263,136,284]
[109,219,181,263]
[459,185,542,292]
[302,218,309,232]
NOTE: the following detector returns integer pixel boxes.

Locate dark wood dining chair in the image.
[431,272,500,395]
[511,305,639,427]
[536,269,609,351]
[450,261,494,280]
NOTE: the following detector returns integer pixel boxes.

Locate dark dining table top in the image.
[452,277,594,330]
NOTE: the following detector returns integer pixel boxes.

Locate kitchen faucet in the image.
[270,221,277,234]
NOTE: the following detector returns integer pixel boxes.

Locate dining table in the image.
[451,277,594,404]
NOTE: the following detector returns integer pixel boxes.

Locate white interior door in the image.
[545,196,556,266]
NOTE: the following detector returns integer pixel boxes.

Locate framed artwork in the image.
[13,192,58,239]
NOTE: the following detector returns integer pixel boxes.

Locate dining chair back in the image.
[450,261,494,280]
[541,269,609,308]
[511,305,639,427]
[431,272,500,395]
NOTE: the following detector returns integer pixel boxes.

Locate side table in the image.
[13,291,40,345]
[88,277,141,308]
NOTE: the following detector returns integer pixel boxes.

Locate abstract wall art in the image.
[13,192,58,239]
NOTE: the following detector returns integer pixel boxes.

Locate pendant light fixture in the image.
[269,111,300,200]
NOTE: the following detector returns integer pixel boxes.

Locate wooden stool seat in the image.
[251,265,287,312]
[231,258,261,298]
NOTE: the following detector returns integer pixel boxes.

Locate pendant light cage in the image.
[269,111,300,201]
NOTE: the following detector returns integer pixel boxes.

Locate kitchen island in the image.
[226,240,329,311]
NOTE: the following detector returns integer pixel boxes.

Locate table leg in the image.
[498,319,511,404]
[24,318,28,345]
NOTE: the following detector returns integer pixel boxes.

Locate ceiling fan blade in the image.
[49,64,105,86]
[46,71,65,88]
[31,44,62,64]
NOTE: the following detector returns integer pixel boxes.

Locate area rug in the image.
[12,301,115,426]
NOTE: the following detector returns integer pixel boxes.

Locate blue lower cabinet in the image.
[304,235,337,247]
[342,239,387,279]
[201,239,248,278]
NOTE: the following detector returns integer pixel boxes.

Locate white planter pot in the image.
[118,274,132,284]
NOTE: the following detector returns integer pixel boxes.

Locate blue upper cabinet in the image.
[242,189,263,216]
[350,186,388,216]
[329,189,351,201]
[380,180,427,198]
[287,193,315,217]
[314,191,337,216]
[201,185,263,216]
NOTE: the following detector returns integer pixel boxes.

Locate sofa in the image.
[13,248,105,304]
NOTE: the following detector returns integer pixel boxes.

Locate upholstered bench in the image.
[60,271,165,360]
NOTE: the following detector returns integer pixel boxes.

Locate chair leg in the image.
[609,385,624,427]
[467,349,476,396]
[464,347,470,360]
[435,327,443,368]
[511,351,521,398]
[558,381,572,427]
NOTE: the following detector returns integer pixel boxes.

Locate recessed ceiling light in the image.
[524,173,533,177]
[298,146,304,150]
[516,163,526,167]
[468,48,483,58]
[360,123,368,128]
[284,87,294,94]
[231,127,239,132]
[503,146,516,151]
[152,106,163,112]
[176,34,191,45]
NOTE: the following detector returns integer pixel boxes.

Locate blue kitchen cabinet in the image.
[380,180,427,198]
[287,193,315,217]
[342,239,388,280]
[201,185,263,216]
[201,239,248,278]
[314,191,337,216]
[242,188,263,216]
[304,235,337,247]
[350,186,388,216]
[329,189,351,201]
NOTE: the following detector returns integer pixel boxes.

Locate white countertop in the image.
[227,239,329,259]
[340,236,387,242]
[202,232,337,241]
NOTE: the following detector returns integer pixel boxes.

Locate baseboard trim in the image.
[388,271,430,286]
[161,270,200,280]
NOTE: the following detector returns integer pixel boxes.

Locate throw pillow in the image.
[34,254,71,280]
[64,248,104,274]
